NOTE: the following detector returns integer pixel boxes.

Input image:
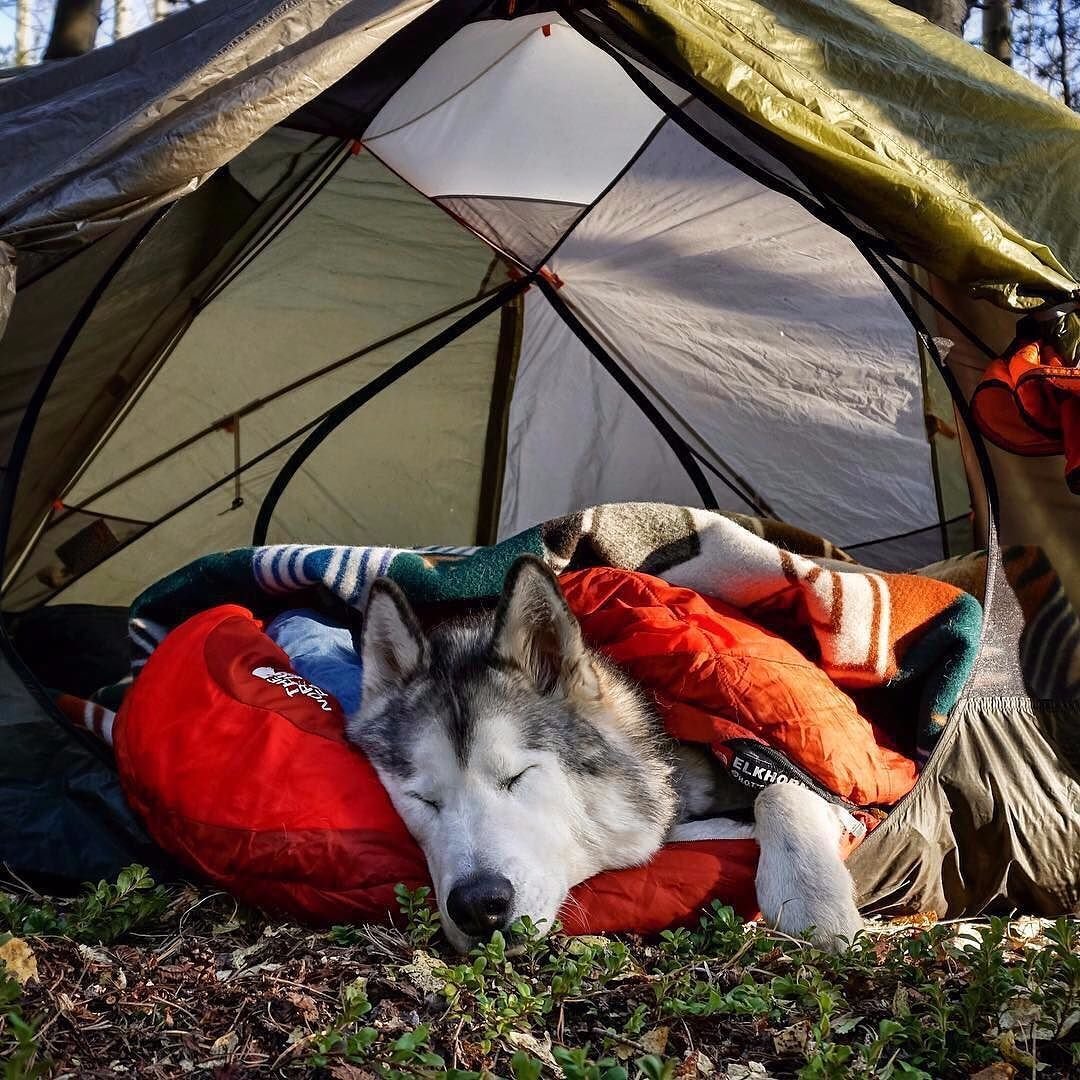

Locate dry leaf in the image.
[0,937,38,985]
[1005,917,1053,949]
[285,990,320,1022]
[951,922,986,951]
[723,1064,773,1080]
[888,911,939,929]
[677,1050,715,1078]
[999,997,1057,1040]
[506,1030,558,1068]
[1057,1008,1080,1039]
[641,1026,671,1055]
[567,935,613,953]
[999,996,1041,1032]
[772,1020,813,1056]
[76,943,112,966]
[970,1065,1017,1080]
[229,940,266,969]
[994,1032,1037,1070]
[209,1030,238,1058]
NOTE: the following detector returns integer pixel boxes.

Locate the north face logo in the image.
[251,666,333,712]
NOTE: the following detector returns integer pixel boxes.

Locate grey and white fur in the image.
[345,554,861,953]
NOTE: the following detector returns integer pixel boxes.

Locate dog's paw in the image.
[753,784,862,952]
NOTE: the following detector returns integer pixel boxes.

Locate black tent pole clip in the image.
[218,414,244,513]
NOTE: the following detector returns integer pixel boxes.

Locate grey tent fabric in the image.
[0,0,438,254]
[437,196,586,268]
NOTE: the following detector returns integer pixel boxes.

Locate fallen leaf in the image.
[994,1032,1037,1071]
[888,911,939,929]
[209,1031,238,1058]
[566,935,613,953]
[1057,1008,1080,1039]
[676,1050,715,1078]
[641,1026,671,1055]
[772,1020,813,1056]
[970,1065,1017,1080]
[285,990,320,1023]
[1005,917,1053,950]
[229,940,267,969]
[76,943,112,966]
[0,937,38,985]
[999,997,1057,1040]
[506,1030,558,1068]
[723,1064,773,1080]
[951,922,986,951]
[999,996,1041,1031]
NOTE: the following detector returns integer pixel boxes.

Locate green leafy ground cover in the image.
[1,868,1077,1079]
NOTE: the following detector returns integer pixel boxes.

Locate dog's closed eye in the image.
[501,766,537,792]
[407,792,443,813]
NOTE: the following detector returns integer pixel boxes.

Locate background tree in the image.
[983,0,1013,63]
[1013,0,1080,106]
[891,0,973,35]
[41,0,100,59]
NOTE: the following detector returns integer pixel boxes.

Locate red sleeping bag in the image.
[115,567,916,933]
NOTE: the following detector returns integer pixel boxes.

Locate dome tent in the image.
[0,0,1078,918]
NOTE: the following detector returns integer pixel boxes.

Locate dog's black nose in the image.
[446,873,515,938]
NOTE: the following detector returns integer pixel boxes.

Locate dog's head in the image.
[345,555,679,951]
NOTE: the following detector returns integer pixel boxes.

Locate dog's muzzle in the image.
[446,872,515,939]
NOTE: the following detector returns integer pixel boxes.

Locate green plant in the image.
[0,864,169,944]
[395,883,441,948]
[0,971,48,1080]
[308,977,378,1066]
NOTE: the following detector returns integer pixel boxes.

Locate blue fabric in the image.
[264,608,361,715]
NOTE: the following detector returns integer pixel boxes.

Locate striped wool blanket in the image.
[56,503,991,764]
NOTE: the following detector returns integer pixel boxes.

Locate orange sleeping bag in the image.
[116,566,917,935]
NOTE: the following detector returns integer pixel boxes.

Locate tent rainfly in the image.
[1,0,1079,918]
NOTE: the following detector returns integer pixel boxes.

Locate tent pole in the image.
[50,284,512,528]
[251,277,535,545]
[53,139,355,509]
[537,280,719,513]
[0,210,169,597]
[475,293,524,545]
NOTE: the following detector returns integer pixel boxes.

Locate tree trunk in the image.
[1055,0,1073,107]
[982,0,1012,65]
[889,0,970,36]
[114,0,133,41]
[15,0,33,65]
[43,0,103,60]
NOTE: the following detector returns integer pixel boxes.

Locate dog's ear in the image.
[354,579,429,708]
[492,555,599,701]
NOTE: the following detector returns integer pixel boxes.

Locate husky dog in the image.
[345,555,862,953]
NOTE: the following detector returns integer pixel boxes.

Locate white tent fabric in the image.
[499,290,704,536]
[543,121,938,549]
[360,18,939,557]
[363,16,663,205]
